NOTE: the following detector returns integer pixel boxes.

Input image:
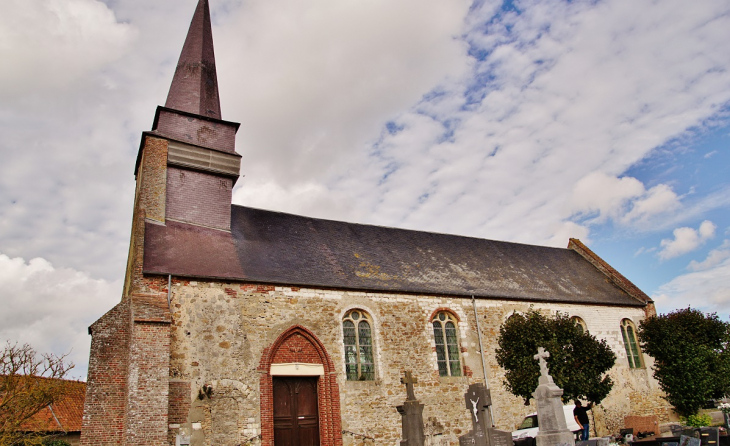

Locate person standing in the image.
[573,400,593,441]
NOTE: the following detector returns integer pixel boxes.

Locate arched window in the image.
[342,310,374,380]
[571,316,587,333]
[620,319,643,368]
[432,311,461,377]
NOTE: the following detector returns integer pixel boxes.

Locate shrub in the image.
[682,413,712,428]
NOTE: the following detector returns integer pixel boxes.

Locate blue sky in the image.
[0,0,729,379]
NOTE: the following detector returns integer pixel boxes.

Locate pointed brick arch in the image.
[258,325,342,446]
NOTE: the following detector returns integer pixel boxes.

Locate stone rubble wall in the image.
[134,275,671,446]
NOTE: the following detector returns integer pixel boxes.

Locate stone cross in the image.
[401,370,418,401]
[534,347,550,378]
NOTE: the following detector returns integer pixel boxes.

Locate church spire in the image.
[165,0,222,119]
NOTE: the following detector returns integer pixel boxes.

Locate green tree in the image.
[0,342,74,446]
[496,309,616,405]
[638,307,730,418]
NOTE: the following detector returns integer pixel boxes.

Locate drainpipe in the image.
[167,274,172,310]
[472,295,495,427]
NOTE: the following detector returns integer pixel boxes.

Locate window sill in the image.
[344,379,380,386]
[438,375,467,383]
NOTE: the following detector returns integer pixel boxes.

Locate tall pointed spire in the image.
[165,0,222,119]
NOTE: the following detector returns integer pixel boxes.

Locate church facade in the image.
[80,1,671,445]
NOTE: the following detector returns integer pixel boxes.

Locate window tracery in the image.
[432,311,461,377]
[620,318,643,368]
[342,309,375,380]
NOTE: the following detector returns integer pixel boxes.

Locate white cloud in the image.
[0,0,135,98]
[688,240,730,271]
[621,184,682,226]
[658,220,716,260]
[217,0,472,185]
[653,255,730,316]
[0,253,120,379]
[316,0,730,246]
[568,172,681,227]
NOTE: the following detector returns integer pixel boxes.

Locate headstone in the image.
[679,435,702,446]
[458,383,512,446]
[624,416,658,437]
[397,371,426,446]
[532,347,575,446]
[575,439,609,446]
[699,427,719,446]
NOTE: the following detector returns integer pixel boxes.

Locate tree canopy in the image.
[638,307,730,418]
[0,342,74,446]
[496,309,616,405]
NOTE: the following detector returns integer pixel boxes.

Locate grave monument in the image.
[397,370,426,446]
[533,347,575,446]
[458,383,513,446]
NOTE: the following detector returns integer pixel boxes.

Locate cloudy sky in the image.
[1,0,729,379]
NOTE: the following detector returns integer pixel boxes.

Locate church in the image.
[80,1,671,445]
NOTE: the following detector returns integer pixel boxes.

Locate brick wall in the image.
[125,320,171,445]
[257,325,343,446]
[80,299,131,445]
[124,136,168,297]
[165,166,232,230]
[169,380,192,425]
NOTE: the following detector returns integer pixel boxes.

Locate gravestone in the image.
[679,435,702,446]
[575,439,609,446]
[397,371,425,446]
[532,347,575,446]
[458,383,512,446]
[699,427,719,446]
[624,416,658,437]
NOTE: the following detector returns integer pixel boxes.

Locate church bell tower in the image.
[137,0,241,232]
[123,0,241,296]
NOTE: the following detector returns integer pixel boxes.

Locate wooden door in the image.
[273,377,320,446]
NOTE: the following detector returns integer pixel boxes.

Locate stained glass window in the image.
[432,311,461,377]
[620,319,643,368]
[342,310,375,380]
[571,316,587,333]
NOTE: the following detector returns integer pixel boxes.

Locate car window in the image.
[518,415,538,430]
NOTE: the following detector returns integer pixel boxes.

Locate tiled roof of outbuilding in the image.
[144,205,648,306]
[18,379,86,433]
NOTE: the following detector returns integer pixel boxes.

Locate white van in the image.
[511,405,583,440]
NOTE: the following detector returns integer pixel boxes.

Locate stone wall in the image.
[149,277,670,446]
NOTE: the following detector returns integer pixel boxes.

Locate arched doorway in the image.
[258,325,342,446]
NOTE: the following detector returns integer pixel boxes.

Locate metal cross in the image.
[534,347,550,378]
[401,370,418,401]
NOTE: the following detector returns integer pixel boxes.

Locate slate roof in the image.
[165,0,221,119]
[143,205,647,307]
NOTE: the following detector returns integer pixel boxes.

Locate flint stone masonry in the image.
[122,276,668,445]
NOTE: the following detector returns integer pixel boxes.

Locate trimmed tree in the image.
[496,309,616,405]
[638,307,730,418]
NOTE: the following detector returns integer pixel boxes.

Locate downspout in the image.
[167,274,172,310]
[472,295,495,427]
